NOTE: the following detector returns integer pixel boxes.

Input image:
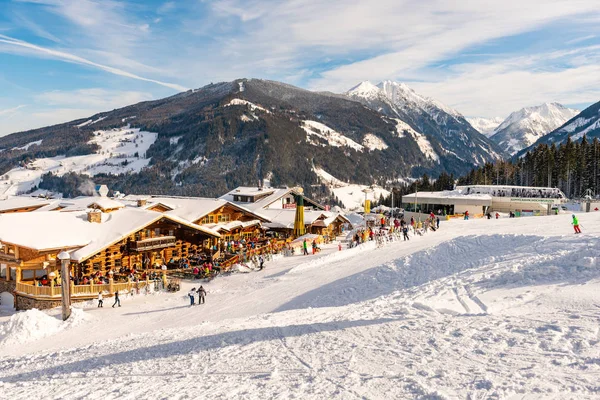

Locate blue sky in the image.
[0,0,599,135]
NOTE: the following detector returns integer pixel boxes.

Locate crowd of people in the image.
[465,187,564,199]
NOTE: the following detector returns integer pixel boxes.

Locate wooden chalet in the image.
[124,195,270,247]
[0,207,219,310]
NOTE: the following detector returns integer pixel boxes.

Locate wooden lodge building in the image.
[0,206,220,310]
[0,186,347,311]
[122,195,270,246]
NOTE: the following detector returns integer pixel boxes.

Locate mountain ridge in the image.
[490,102,579,155]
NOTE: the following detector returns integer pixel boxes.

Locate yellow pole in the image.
[293,190,305,237]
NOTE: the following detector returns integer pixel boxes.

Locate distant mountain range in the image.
[346,81,504,167]
[485,103,579,155]
[0,79,504,200]
[0,77,595,200]
[466,117,504,137]
[516,100,600,157]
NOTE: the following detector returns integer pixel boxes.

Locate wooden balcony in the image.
[16,281,148,298]
[129,236,176,252]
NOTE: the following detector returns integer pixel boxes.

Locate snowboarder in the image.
[112,290,121,307]
[197,286,206,304]
[572,214,582,234]
[402,226,409,241]
[258,255,265,270]
[97,291,103,308]
[303,239,309,255]
[188,288,196,306]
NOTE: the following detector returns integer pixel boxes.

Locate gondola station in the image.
[401,185,567,217]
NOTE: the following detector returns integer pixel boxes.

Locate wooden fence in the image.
[16,280,148,298]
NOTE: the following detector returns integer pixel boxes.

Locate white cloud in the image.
[35,88,153,109]
[0,34,188,91]
[409,48,600,118]
[0,105,26,117]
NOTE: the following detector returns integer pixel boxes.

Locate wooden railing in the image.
[16,280,148,298]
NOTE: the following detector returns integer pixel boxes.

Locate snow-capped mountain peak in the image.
[374,80,462,118]
[467,117,504,137]
[347,80,380,98]
[490,103,580,155]
[345,80,505,165]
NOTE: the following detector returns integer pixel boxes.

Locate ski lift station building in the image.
[402,185,567,216]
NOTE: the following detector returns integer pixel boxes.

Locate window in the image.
[115,259,121,268]
[168,230,174,237]
[200,215,213,224]
[218,214,230,223]
[93,262,101,270]
[155,228,161,236]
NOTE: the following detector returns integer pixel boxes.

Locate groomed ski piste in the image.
[1,213,599,399]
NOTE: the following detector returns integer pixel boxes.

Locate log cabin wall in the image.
[78,219,212,277]
[194,205,257,226]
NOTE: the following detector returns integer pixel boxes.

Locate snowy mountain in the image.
[346,81,505,169]
[490,103,580,156]
[0,79,504,199]
[467,116,504,137]
[515,100,600,157]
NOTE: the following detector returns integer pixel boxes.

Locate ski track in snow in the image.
[1,213,600,399]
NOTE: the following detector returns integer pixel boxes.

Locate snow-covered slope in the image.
[467,116,504,137]
[301,120,365,151]
[0,125,157,196]
[490,103,579,155]
[313,167,390,211]
[1,213,600,398]
[346,81,505,165]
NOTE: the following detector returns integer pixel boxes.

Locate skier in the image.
[97,291,103,308]
[436,216,440,229]
[495,212,499,219]
[197,286,206,304]
[258,255,265,270]
[303,239,309,255]
[464,211,469,220]
[112,290,121,308]
[572,214,582,234]
[402,225,409,241]
[188,288,196,306]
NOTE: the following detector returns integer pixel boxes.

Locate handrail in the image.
[15,280,147,298]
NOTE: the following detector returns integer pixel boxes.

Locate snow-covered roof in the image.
[205,219,262,233]
[402,190,492,206]
[142,196,269,223]
[87,198,125,211]
[260,209,346,230]
[0,196,53,213]
[0,208,220,262]
[220,186,325,211]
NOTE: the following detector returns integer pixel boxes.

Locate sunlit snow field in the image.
[1,213,599,399]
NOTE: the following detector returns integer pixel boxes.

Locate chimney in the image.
[137,199,147,207]
[87,210,102,223]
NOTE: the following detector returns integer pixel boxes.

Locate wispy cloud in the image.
[0,104,26,117]
[1,0,600,131]
[0,34,188,91]
[35,88,153,109]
